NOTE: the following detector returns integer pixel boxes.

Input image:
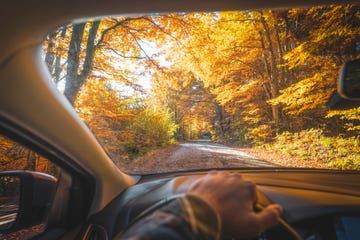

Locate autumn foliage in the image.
[0,136,59,176]
[1,4,358,173]
[42,4,359,170]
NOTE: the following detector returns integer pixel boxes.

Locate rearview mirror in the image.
[338,58,360,100]
[0,171,57,233]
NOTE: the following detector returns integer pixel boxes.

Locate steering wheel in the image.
[114,195,303,240]
[253,204,303,240]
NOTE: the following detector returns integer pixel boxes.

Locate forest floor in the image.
[239,147,314,169]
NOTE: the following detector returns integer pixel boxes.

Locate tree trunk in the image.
[25,150,36,171]
[64,21,100,105]
[44,32,57,75]
[258,12,280,132]
[64,23,86,104]
[54,26,67,84]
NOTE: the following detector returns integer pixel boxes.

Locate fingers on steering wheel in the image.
[256,204,283,231]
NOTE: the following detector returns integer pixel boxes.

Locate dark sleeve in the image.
[118,194,221,240]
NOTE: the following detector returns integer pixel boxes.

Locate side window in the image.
[0,135,59,176]
[0,134,60,240]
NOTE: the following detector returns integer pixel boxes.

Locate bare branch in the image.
[105,47,146,59]
[129,31,157,64]
[96,16,152,48]
[224,45,264,51]
[143,16,181,44]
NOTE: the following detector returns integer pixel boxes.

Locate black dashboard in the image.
[85,169,360,240]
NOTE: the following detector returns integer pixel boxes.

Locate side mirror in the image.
[328,58,360,110]
[338,58,360,100]
[0,171,57,233]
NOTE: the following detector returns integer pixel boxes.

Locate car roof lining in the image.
[0,0,356,63]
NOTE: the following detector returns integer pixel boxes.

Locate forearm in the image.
[118,194,221,240]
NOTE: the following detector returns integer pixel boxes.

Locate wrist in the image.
[184,193,222,239]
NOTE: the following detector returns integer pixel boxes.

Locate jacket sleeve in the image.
[118,194,221,240]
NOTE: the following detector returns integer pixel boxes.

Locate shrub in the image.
[265,129,360,170]
[129,106,178,154]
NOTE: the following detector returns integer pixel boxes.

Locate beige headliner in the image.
[0,0,355,214]
[0,0,352,64]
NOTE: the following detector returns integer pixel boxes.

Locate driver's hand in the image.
[187,171,282,238]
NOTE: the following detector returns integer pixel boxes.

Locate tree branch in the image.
[105,47,146,59]
[96,16,150,48]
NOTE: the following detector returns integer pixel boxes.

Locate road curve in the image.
[129,141,276,174]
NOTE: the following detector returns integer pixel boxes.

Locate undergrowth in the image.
[264,129,360,170]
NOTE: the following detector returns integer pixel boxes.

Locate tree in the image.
[64,21,100,104]
[42,5,359,156]
[270,5,360,134]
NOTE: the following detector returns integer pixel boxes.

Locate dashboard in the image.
[84,169,360,240]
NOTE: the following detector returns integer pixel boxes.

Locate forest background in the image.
[1,4,359,174]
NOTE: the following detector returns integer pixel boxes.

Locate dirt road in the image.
[128,141,276,174]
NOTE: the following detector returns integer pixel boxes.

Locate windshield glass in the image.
[42,4,360,174]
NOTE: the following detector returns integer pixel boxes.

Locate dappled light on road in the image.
[123,142,276,174]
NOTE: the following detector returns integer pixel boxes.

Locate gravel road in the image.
[128,141,276,174]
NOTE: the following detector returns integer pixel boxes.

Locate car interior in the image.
[0,0,360,240]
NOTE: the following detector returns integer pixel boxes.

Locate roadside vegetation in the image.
[261,129,360,170]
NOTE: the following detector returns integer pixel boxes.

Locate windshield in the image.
[42,4,360,174]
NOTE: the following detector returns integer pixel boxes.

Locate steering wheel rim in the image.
[254,203,303,240]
